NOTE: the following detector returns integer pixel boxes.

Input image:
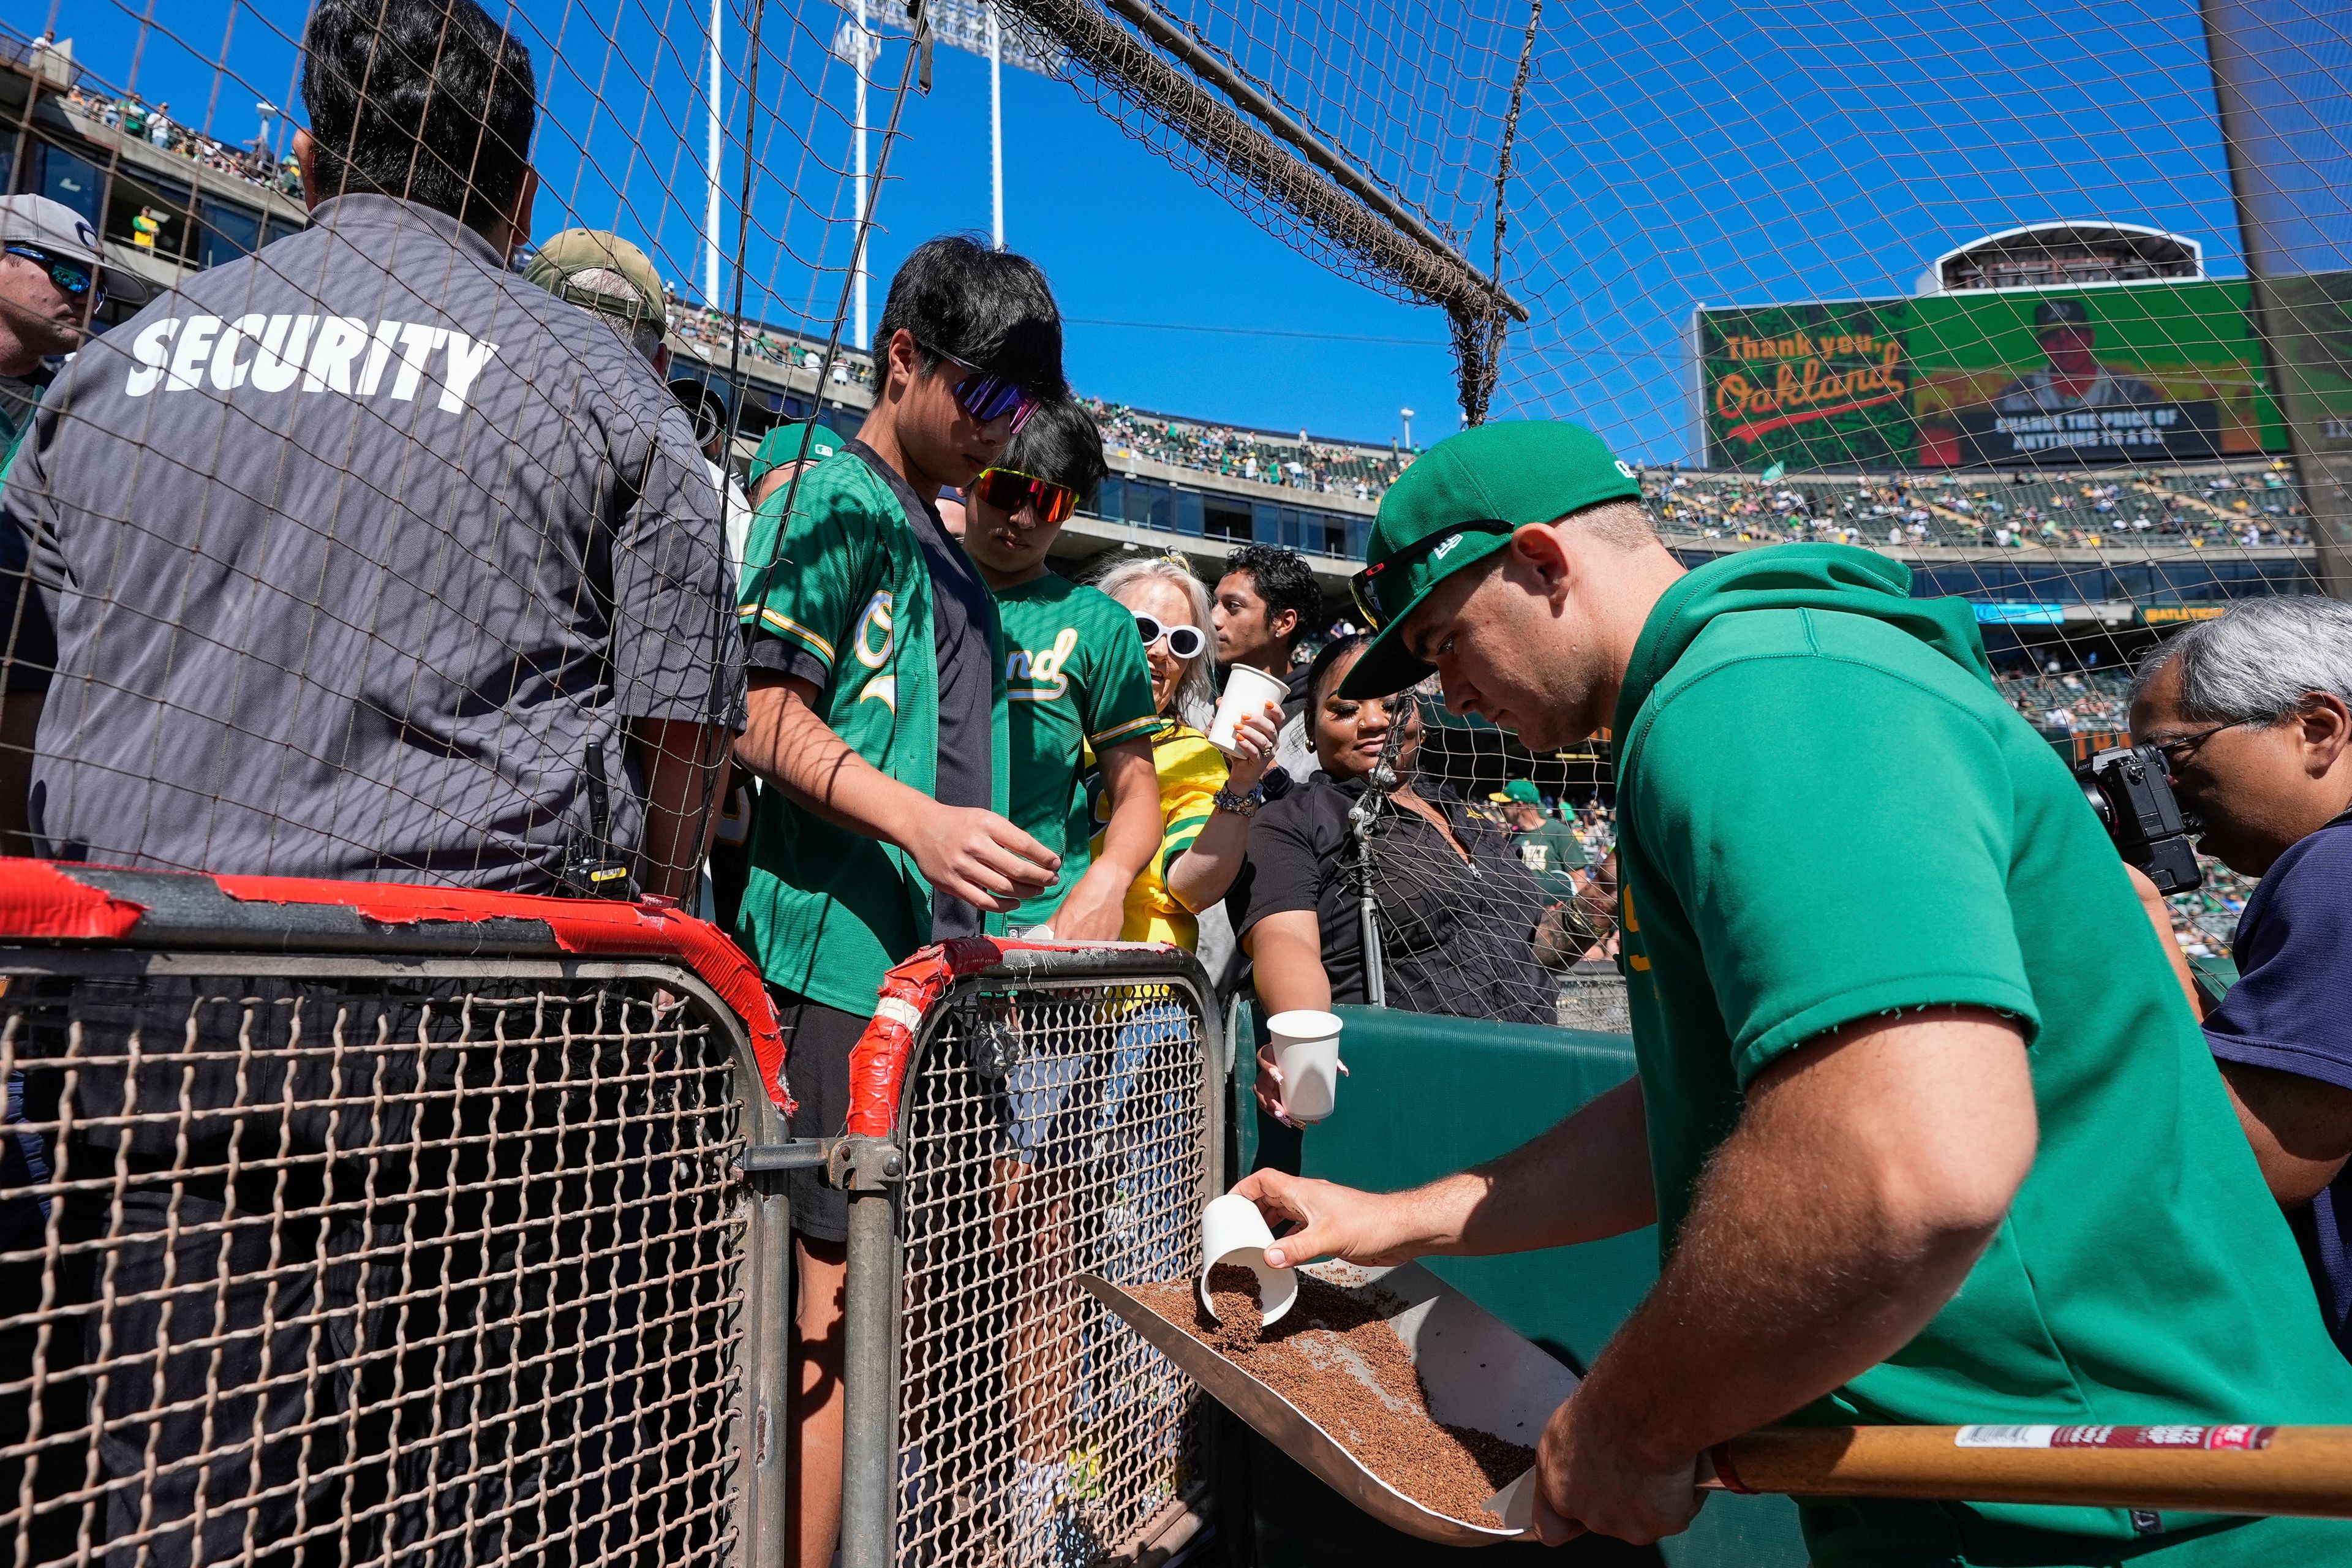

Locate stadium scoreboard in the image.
[1691,280,2296,473]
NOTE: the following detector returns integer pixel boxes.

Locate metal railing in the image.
[829,943,1221,1568]
[0,871,1219,1568]
[0,864,794,1568]
[1556,963,1632,1035]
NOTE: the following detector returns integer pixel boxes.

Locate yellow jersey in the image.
[1085,720,1228,949]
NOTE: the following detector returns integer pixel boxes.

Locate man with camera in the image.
[2126,597,2352,1360]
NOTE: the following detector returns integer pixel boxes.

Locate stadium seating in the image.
[1085,396,1407,501]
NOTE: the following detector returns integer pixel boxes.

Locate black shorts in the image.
[776,987,867,1244]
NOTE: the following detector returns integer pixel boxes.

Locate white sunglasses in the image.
[1133,613,1207,660]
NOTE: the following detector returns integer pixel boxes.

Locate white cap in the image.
[0,195,154,304]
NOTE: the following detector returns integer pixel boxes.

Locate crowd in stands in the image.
[1065,390,2310,561]
[1084,395,1408,502]
[1645,466,2310,549]
[64,85,304,200]
[1997,666,2133,734]
[669,304,875,386]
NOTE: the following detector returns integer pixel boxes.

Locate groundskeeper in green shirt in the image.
[1611,544,2352,1564]
[993,572,1159,929]
[1301,417,2352,1568]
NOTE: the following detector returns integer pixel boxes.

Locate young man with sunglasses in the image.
[728,232,1068,1568]
[1233,420,2352,1566]
[957,398,1164,940]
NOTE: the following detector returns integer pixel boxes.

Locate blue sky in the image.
[24,0,2248,457]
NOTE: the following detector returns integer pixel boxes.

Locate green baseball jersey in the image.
[1510,818,1586,901]
[1610,545,2352,1566]
[993,573,1159,928]
[734,448,1011,1014]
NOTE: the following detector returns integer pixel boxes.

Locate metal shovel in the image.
[1076,1260,1575,1547]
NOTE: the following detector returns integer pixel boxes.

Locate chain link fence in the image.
[0,869,793,1568]
[874,949,1219,1568]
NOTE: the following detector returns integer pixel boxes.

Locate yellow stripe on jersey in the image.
[1090,713,1164,747]
[743,606,839,667]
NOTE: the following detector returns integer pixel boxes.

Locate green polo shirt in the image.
[992,573,1159,928]
[1610,545,2352,1566]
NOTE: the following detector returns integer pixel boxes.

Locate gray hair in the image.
[2130,595,2352,726]
[565,265,666,366]
[1091,554,1216,729]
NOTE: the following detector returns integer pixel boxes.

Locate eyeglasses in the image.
[914,337,1040,433]
[2149,716,2251,766]
[973,466,1077,526]
[1134,613,1207,660]
[1348,518,1515,631]
[5,244,99,303]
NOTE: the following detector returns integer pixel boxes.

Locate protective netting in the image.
[995,0,2343,975]
[894,974,1212,1568]
[1340,678,1623,1031]
[0,0,914,899]
[0,957,750,1568]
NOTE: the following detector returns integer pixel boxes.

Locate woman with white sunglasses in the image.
[1084,556,1281,949]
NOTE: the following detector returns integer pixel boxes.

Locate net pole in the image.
[706,0,725,305]
[989,3,1005,249]
[854,0,871,349]
[2199,0,2352,603]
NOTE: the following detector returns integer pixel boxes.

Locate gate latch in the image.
[829,1134,903,1191]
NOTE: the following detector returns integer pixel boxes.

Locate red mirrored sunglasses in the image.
[973,466,1079,526]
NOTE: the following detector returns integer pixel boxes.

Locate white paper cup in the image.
[1268,1009,1343,1123]
[1197,1193,1297,1328]
[1207,663,1289,756]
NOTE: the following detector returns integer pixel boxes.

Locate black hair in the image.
[999,398,1107,503]
[1221,543,1320,649]
[875,233,1066,400]
[302,0,537,230]
[1305,633,1368,736]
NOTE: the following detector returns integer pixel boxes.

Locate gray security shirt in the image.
[2,194,743,889]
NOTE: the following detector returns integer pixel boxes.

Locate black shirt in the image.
[1227,771,1556,1025]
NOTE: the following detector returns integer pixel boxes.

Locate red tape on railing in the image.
[0,859,148,940]
[0,862,794,1114]
[844,936,1182,1137]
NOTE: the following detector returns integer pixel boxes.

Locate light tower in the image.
[704,0,723,307]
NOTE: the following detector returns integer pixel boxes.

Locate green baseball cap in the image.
[1338,420,1643,698]
[1501,778,1542,805]
[747,420,848,485]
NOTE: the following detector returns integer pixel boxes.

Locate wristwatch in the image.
[1212,786,1262,818]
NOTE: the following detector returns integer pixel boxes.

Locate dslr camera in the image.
[2076,744,2203,895]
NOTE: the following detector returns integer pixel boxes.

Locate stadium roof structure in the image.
[1918,222,2205,296]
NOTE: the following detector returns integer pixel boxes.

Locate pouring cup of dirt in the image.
[1198,1193,1298,1329]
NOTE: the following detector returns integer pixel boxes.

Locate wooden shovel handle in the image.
[1702,1425,2352,1519]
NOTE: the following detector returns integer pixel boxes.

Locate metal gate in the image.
[828,943,1220,1568]
[0,864,794,1568]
